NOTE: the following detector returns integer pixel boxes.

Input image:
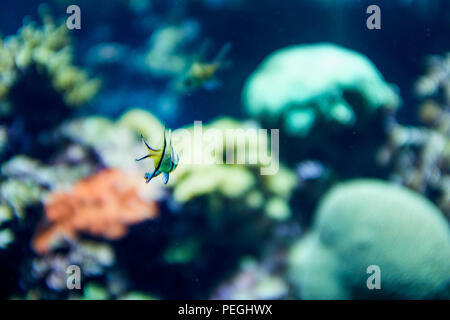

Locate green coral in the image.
[289,179,450,299]
[81,283,109,300]
[243,43,399,137]
[0,227,14,249]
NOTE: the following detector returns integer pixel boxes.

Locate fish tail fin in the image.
[162,172,170,184]
[144,171,155,184]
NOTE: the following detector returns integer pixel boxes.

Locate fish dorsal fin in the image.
[141,134,160,152]
[213,42,232,65]
[167,128,173,144]
[162,172,169,184]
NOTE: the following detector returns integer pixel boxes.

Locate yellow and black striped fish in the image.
[136,128,179,184]
[178,42,232,93]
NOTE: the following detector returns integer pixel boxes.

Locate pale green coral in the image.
[170,117,297,219]
[0,204,13,225]
[2,155,93,191]
[213,257,288,300]
[173,165,255,203]
[118,292,156,300]
[61,116,140,170]
[0,205,16,250]
[0,229,14,249]
[163,237,200,264]
[61,110,166,187]
[243,43,399,136]
[81,283,108,300]
[118,108,165,144]
[289,179,450,299]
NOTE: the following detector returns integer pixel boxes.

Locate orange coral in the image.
[33,169,158,254]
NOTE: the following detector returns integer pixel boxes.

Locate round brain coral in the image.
[243,43,399,137]
[289,179,450,299]
[33,169,159,254]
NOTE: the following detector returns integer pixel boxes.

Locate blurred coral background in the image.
[0,0,449,300]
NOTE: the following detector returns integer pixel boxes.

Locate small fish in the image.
[178,42,232,93]
[136,128,179,184]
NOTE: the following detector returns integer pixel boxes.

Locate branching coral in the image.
[2,155,94,192]
[31,239,115,292]
[0,10,101,160]
[212,257,288,300]
[32,169,159,254]
[378,53,450,219]
[0,13,100,111]
[415,53,450,103]
[0,154,90,251]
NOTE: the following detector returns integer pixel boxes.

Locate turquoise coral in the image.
[243,43,399,136]
[289,179,450,299]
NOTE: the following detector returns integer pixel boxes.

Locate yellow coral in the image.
[0,14,100,110]
[169,117,297,219]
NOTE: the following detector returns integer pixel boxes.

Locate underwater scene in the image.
[0,0,449,300]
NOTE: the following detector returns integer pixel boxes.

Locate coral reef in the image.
[0,11,100,160]
[2,0,449,301]
[60,108,167,176]
[144,21,200,78]
[0,13,100,111]
[0,178,43,220]
[378,53,450,220]
[212,257,288,300]
[289,179,450,299]
[243,43,398,137]
[2,155,94,192]
[415,53,450,102]
[32,169,159,254]
[105,116,299,299]
[170,117,297,220]
[30,239,115,292]
[242,43,399,178]
[0,205,14,249]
